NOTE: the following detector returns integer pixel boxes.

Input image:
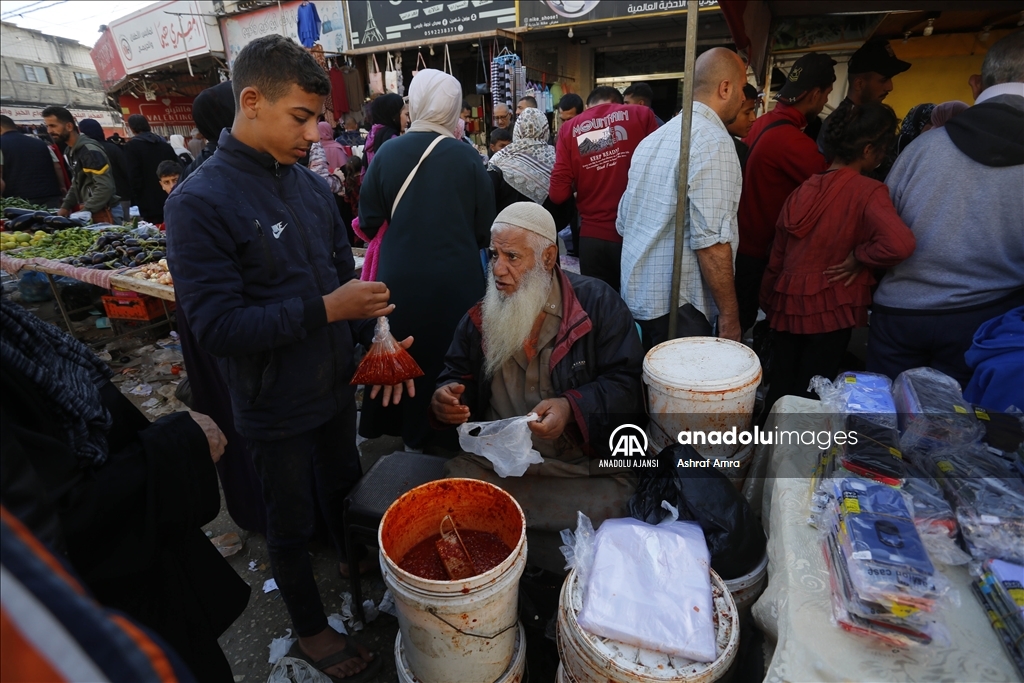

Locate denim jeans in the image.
[248,401,364,636]
[110,203,124,224]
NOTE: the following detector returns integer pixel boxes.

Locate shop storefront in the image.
[516,0,728,126]
[343,0,518,149]
[91,0,226,137]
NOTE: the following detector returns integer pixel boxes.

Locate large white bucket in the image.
[395,622,527,683]
[723,551,768,616]
[643,337,762,458]
[378,479,527,683]
[556,567,740,682]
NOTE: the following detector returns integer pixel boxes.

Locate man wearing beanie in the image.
[78,119,131,222]
[431,202,646,573]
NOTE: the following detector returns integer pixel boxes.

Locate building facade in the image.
[0,21,118,129]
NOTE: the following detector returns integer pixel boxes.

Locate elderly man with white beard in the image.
[431,202,646,573]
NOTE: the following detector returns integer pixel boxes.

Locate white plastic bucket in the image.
[643,337,762,459]
[395,622,527,683]
[723,551,768,615]
[557,567,739,682]
[715,442,754,490]
[378,479,527,683]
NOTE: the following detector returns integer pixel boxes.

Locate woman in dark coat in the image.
[0,301,250,683]
[358,69,496,449]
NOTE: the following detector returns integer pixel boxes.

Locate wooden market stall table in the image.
[1,249,367,341]
[744,397,1018,682]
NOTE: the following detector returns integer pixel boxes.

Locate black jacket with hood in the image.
[124,131,178,223]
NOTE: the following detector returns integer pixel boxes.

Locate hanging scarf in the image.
[0,301,112,465]
[318,122,347,171]
[488,108,556,204]
[406,69,460,138]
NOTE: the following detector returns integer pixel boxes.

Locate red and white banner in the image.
[1,106,118,128]
[119,95,195,126]
[90,28,127,90]
[108,0,223,75]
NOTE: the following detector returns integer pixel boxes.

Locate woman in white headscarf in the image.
[487,107,570,228]
[358,69,496,450]
[169,134,193,165]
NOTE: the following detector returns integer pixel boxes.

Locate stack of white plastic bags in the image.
[561,504,718,664]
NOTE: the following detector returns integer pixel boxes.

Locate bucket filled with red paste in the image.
[378,479,527,683]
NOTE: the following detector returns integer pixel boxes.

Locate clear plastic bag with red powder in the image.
[350,316,424,386]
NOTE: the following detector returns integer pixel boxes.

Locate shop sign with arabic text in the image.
[517,0,719,29]
[109,0,224,74]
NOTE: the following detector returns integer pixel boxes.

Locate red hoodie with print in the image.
[760,167,916,335]
[549,103,658,243]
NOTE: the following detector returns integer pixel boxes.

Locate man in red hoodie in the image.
[735,53,835,335]
[550,85,658,292]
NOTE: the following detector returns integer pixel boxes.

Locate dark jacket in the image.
[100,138,131,203]
[0,130,63,204]
[62,133,117,213]
[0,366,249,681]
[180,141,217,182]
[165,130,366,441]
[124,131,177,223]
[435,268,646,457]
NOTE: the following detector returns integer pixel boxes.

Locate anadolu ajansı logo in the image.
[608,423,649,457]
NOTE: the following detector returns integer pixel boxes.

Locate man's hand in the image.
[188,411,227,463]
[528,397,573,441]
[56,207,70,218]
[324,280,394,323]
[431,382,470,425]
[717,312,742,342]
[369,336,415,406]
[824,251,864,287]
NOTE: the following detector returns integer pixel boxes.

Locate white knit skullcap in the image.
[491,202,556,245]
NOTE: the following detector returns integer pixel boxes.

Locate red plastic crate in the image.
[101,294,168,321]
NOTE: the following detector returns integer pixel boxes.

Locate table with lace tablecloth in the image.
[747,396,1018,683]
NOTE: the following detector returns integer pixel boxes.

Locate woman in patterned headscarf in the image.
[894,103,936,156]
[487,107,570,228]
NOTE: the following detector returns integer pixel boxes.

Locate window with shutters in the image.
[74,72,101,89]
[19,64,51,84]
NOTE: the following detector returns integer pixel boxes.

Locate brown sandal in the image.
[286,638,381,682]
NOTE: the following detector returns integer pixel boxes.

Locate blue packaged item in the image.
[810,371,897,429]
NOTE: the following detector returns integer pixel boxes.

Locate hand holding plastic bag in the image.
[457,413,544,477]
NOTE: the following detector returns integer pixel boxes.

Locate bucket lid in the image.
[643,337,761,392]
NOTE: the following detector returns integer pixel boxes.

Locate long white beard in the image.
[481,265,553,379]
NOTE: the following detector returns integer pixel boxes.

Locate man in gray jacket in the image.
[866,30,1024,386]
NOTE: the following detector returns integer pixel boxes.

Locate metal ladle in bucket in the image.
[435,515,475,580]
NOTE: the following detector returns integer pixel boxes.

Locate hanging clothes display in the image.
[296,1,321,48]
[342,65,366,119]
[308,45,335,127]
[329,66,350,115]
[491,50,523,111]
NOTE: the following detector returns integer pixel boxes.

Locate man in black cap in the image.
[735,52,835,336]
[817,38,911,160]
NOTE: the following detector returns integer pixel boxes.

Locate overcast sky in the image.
[1,1,154,47]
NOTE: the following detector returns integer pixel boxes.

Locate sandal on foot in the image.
[286,638,382,682]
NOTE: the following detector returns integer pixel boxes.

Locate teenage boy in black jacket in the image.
[166,35,409,680]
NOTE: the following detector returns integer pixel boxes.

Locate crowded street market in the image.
[1,1,1022,682]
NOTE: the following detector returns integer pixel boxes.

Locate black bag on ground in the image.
[628,444,767,580]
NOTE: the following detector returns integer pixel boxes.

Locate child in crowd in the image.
[759,101,916,411]
[488,127,512,157]
[157,159,182,194]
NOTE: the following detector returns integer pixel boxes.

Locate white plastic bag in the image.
[559,511,597,585]
[457,413,543,477]
[577,517,716,661]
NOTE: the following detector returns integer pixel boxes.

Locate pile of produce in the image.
[3,207,87,232]
[4,227,97,260]
[3,226,167,269]
[0,198,48,212]
[129,259,173,286]
[1,230,52,251]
